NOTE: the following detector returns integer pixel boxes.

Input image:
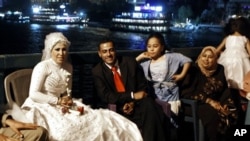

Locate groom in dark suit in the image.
[92,38,170,141]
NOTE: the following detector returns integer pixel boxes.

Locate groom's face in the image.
[98,41,117,66]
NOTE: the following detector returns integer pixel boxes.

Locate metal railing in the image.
[0,47,202,105]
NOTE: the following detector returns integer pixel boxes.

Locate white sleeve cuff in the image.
[131,92,134,99]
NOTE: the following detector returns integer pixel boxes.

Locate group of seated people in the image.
[136,32,246,141]
[0,31,249,141]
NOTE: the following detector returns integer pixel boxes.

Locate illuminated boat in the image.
[110,4,170,33]
[1,11,30,23]
[30,4,88,25]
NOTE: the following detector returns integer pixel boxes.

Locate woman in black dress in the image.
[180,46,238,141]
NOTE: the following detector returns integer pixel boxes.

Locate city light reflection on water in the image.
[0,22,224,55]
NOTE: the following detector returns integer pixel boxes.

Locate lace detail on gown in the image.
[21,99,142,141]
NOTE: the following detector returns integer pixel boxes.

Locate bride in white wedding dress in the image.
[13,32,142,141]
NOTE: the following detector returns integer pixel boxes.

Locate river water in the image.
[0,22,224,54]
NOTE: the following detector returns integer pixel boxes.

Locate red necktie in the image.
[111,66,125,92]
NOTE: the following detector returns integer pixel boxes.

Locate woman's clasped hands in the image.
[206,98,231,116]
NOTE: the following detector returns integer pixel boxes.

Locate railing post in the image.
[0,72,5,104]
[0,55,5,104]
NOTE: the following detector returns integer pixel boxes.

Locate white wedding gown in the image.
[11,59,142,141]
[20,99,142,141]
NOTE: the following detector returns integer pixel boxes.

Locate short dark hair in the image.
[98,37,115,50]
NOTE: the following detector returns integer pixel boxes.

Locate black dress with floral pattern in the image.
[180,64,238,136]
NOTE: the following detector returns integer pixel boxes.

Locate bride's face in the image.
[51,41,68,65]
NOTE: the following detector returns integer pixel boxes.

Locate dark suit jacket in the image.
[92,56,148,107]
[92,56,171,141]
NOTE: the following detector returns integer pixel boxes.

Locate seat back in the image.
[4,69,33,107]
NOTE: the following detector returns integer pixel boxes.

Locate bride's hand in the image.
[62,96,73,106]
[58,96,73,114]
[58,96,73,107]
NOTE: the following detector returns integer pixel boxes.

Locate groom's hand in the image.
[123,102,134,115]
